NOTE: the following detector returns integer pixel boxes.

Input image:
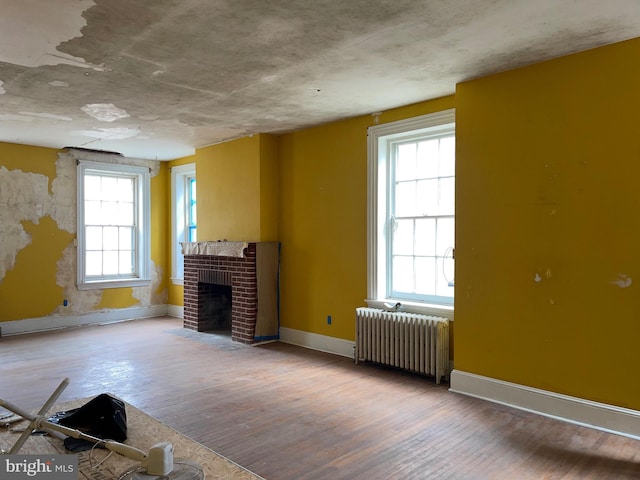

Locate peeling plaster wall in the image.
[0,166,51,280]
[0,143,167,323]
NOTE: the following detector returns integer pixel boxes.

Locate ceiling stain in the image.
[0,0,639,159]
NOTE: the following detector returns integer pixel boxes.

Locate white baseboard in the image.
[166,304,184,318]
[279,327,355,358]
[450,369,640,440]
[0,305,169,336]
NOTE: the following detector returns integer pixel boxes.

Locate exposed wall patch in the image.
[0,166,50,282]
[611,274,632,289]
[81,103,130,122]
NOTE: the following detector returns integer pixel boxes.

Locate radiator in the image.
[355,307,450,384]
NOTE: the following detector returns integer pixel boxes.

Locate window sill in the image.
[365,299,454,320]
[78,279,151,290]
[170,277,184,286]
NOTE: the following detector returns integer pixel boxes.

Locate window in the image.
[171,163,196,283]
[367,109,455,316]
[77,160,151,290]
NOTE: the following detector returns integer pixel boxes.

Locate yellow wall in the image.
[277,97,455,340]
[455,37,640,410]
[195,136,262,242]
[166,134,278,307]
[259,134,279,242]
[0,144,167,322]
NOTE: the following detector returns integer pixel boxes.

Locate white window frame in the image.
[171,163,196,285]
[366,109,455,319]
[77,160,151,290]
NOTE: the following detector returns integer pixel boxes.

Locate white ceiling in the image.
[1,0,640,160]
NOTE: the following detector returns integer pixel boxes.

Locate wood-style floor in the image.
[1,317,638,479]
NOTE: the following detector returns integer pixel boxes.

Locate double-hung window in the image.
[77,160,151,290]
[171,163,196,284]
[367,109,455,316]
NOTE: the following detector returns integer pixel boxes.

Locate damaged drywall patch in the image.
[0,0,96,68]
[55,243,101,314]
[610,274,632,288]
[81,103,130,122]
[132,260,167,307]
[48,153,77,233]
[0,166,51,281]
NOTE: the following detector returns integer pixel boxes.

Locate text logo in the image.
[1,455,77,479]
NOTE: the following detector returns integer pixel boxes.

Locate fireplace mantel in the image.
[181,241,248,257]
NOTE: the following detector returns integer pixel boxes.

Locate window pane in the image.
[417,139,439,179]
[417,179,438,215]
[119,227,133,250]
[436,218,455,257]
[438,136,455,177]
[395,181,416,217]
[414,218,436,256]
[119,250,134,274]
[102,201,118,225]
[86,251,102,276]
[396,143,416,181]
[415,256,436,295]
[116,177,134,201]
[85,200,101,225]
[188,226,197,242]
[436,255,455,297]
[103,226,119,250]
[190,202,197,225]
[118,201,134,226]
[392,255,414,293]
[86,226,102,250]
[393,219,414,255]
[103,251,119,275]
[85,176,101,200]
[438,177,455,216]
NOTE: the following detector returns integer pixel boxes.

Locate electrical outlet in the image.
[327,315,332,325]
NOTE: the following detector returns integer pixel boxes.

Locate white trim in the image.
[365,299,454,321]
[367,109,456,311]
[171,163,196,282]
[0,305,168,336]
[166,304,184,319]
[76,160,151,289]
[450,369,640,440]
[279,327,355,359]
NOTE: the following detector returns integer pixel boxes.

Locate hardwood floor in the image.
[1,317,638,479]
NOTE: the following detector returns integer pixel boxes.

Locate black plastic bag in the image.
[48,393,127,452]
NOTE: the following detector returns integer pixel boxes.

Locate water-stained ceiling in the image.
[1,0,640,160]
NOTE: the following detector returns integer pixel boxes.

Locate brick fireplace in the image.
[183,242,279,344]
